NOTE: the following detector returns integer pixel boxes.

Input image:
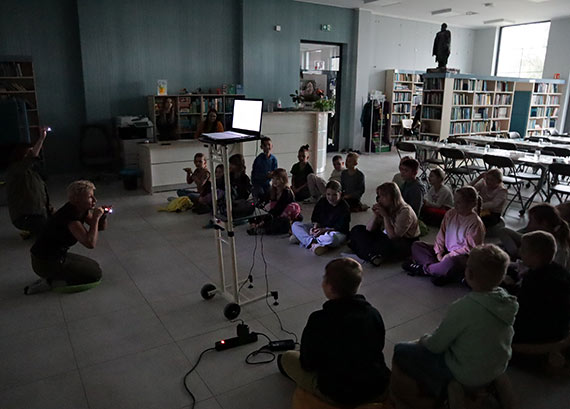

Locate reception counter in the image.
[139,111,328,193]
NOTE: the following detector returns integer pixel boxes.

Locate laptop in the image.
[202,99,263,142]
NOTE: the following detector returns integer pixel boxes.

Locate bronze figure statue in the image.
[433,23,451,69]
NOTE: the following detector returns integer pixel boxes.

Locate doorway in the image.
[300,41,342,151]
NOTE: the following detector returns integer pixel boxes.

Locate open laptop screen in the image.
[232,99,263,133]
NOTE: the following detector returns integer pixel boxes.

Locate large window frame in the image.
[494,21,551,79]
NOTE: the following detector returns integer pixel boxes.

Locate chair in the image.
[439,147,479,189]
[547,162,570,203]
[401,118,414,138]
[527,136,551,143]
[483,154,542,215]
[447,137,467,145]
[395,141,416,159]
[542,146,570,157]
[493,141,518,151]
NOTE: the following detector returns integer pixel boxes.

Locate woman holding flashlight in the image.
[26,180,108,294]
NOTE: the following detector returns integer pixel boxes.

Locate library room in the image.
[1,1,570,409]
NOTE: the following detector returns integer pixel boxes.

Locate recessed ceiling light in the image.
[528,0,550,3]
[466,11,478,15]
[432,8,453,15]
[484,18,515,24]
[483,2,494,7]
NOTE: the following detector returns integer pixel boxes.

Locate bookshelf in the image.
[0,58,40,140]
[147,94,245,139]
[385,69,424,138]
[511,80,566,137]
[420,73,515,141]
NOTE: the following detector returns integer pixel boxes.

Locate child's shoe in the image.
[402,261,426,276]
[24,278,51,295]
[288,235,300,244]
[19,230,31,240]
[370,255,384,267]
[311,244,328,256]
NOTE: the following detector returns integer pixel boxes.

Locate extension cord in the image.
[215,333,258,351]
[267,339,295,351]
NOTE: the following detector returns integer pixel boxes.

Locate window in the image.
[495,21,551,78]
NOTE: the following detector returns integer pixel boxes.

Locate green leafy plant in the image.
[290,90,305,104]
[313,98,335,112]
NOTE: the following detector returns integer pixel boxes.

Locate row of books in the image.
[451,107,472,120]
[473,107,491,119]
[392,115,410,124]
[494,107,509,118]
[393,92,411,102]
[0,62,27,77]
[546,107,559,117]
[394,84,411,90]
[548,95,560,105]
[472,121,491,133]
[423,93,443,104]
[394,73,422,82]
[495,94,512,105]
[453,79,475,91]
[530,107,545,117]
[496,81,512,92]
[422,107,442,120]
[450,122,471,135]
[424,78,443,90]
[452,93,470,105]
[532,95,545,105]
[412,95,422,105]
[393,104,410,113]
[475,94,493,105]
[476,80,490,91]
[0,81,32,92]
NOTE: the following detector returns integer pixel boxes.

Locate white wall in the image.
[471,27,498,76]
[350,13,475,148]
[543,16,570,132]
[368,16,475,92]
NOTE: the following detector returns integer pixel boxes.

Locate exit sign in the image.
[320,24,331,31]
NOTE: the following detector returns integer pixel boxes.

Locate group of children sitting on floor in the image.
[176,142,569,407]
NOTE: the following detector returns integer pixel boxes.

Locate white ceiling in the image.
[295,0,570,28]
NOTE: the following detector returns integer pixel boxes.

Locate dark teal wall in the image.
[77,0,242,123]
[242,0,357,148]
[0,0,85,172]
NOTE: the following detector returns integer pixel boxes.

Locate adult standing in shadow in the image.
[195,108,224,140]
[433,23,451,69]
[6,126,53,238]
[157,97,178,140]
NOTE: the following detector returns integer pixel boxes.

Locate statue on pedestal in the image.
[433,23,451,69]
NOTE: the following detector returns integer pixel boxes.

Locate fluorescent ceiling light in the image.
[484,18,515,24]
[465,11,478,15]
[363,0,402,5]
[432,8,453,15]
[528,0,550,3]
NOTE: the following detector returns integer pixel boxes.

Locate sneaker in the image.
[311,244,328,256]
[402,261,426,276]
[370,255,383,267]
[19,230,31,240]
[24,278,51,295]
[288,235,300,244]
[167,196,176,202]
[302,197,316,204]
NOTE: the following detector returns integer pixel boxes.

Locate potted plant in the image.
[290,90,305,108]
[313,97,335,113]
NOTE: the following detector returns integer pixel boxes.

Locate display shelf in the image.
[385,69,424,138]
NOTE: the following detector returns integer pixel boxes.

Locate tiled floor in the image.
[0,151,568,409]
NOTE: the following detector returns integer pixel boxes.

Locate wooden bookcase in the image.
[420,73,515,141]
[385,69,424,138]
[512,80,566,136]
[0,57,40,141]
[147,94,245,139]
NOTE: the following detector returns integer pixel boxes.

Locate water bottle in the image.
[537,150,541,161]
[485,144,490,153]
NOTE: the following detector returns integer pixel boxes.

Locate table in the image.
[408,139,569,213]
[458,135,570,151]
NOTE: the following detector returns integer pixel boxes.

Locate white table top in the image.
[458,135,570,151]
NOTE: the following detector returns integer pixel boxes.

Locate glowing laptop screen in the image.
[231,99,263,133]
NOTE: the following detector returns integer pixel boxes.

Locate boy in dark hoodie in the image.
[392,244,518,409]
[277,258,391,406]
[510,231,570,366]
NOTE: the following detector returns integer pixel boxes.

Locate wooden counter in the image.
[139,111,328,193]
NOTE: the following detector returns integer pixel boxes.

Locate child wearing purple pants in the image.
[403,186,485,286]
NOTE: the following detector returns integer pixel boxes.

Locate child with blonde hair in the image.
[392,244,518,409]
[404,186,485,286]
[471,168,507,228]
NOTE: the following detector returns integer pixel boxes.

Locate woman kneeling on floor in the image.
[26,180,107,294]
[348,182,419,266]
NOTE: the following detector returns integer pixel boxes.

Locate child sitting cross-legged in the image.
[403,186,485,287]
[278,257,391,407]
[306,154,345,202]
[290,180,350,256]
[177,152,210,202]
[391,244,519,409]
[420,167,454,226]
[290,144,314,202]
[247,168,300,235]
[398,157,426,216]
[508,231,570,369]
[471,168,507,228]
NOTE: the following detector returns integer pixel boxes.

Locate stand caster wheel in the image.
[224,303,241,320]
[200,283,216,300]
